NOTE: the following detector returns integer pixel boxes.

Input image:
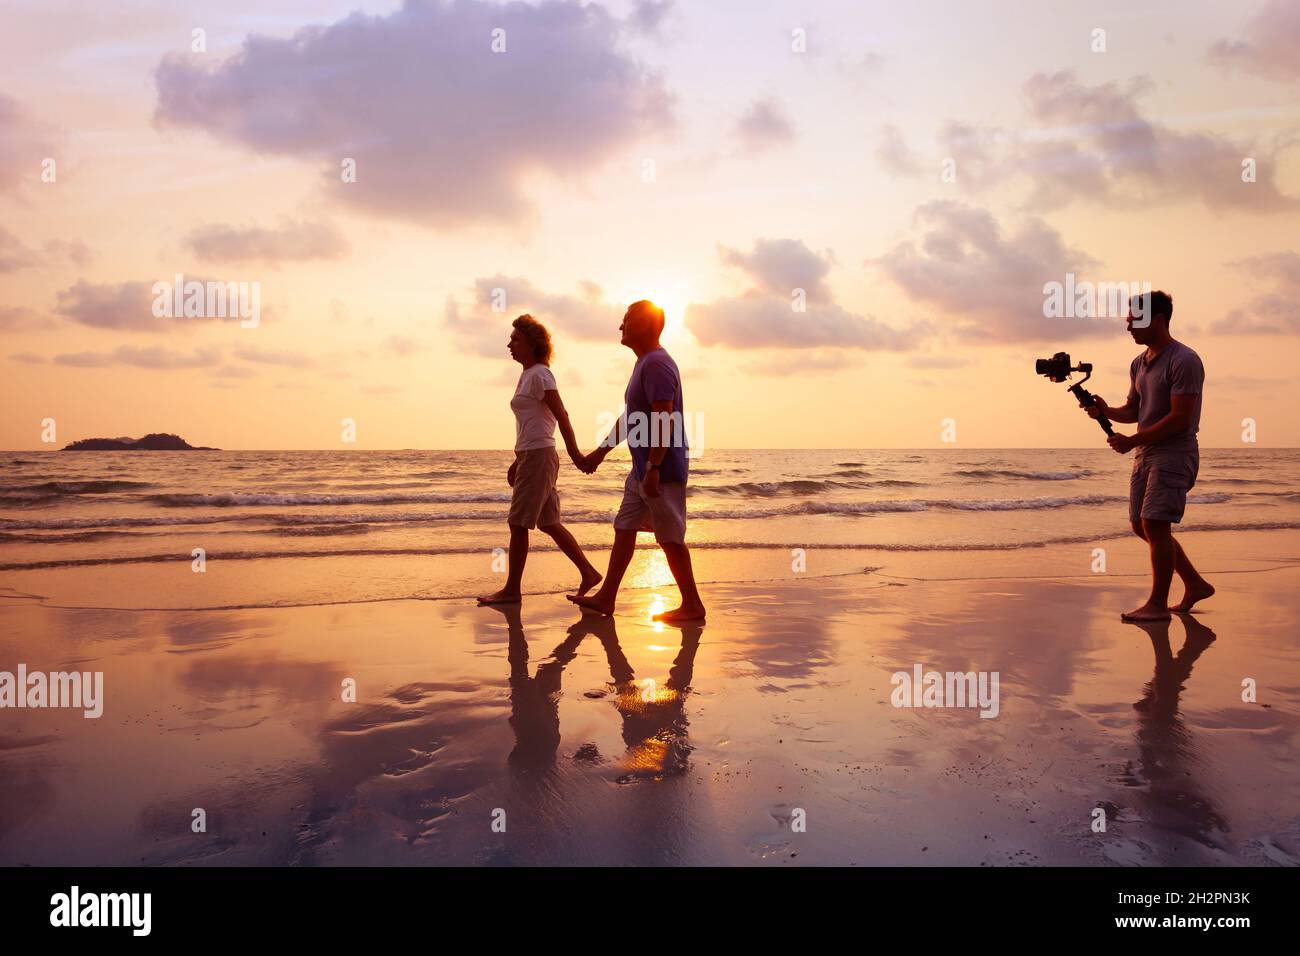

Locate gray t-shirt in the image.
[1126,340,1203,457]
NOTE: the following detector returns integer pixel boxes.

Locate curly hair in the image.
[512,314,553,365]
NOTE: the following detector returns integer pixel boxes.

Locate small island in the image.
[61,432,219,451]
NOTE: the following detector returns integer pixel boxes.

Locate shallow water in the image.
[3,448,1297,608]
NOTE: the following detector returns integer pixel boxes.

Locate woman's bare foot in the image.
[567,592,615,615]
[1171,581,1215,613]
[478,588,521,605]
[1121,603,1171,622]
[576,568,603,597]
[654,604,706,624]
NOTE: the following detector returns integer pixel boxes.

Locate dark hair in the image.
[1131,290,1173,324]
[627,299,665,336]
[512,314,553,364]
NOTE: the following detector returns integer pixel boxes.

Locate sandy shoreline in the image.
[2,528,1298,866]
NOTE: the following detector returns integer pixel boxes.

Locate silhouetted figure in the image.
[1088,290,1215,620]
[479,314,601,605]
[568,300,706,623]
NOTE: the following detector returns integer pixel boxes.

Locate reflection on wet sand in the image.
[493,603,702,781]
[3,551,1299,866]
[1126,614,1227,858]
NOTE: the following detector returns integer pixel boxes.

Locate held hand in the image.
[507,461,518,486]
[1107,433,1137,455]
[1087,397,1109,420]
[642,467,661,498]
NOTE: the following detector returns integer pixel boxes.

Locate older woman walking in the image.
[478,314,602,604]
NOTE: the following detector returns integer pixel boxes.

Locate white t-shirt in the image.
[511,364,558,452]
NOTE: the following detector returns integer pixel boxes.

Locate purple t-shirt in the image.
[624,348,689,483]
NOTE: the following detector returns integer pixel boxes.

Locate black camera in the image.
[1033,351,1113,437]
[1035,351,1082,383]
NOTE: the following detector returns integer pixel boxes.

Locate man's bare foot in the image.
[1121,603,1171,622]
[478,588,521,605]
[576,568,603,597]
[1171,581,1215,613]
[567,592,615,616]
[654,604,706,624]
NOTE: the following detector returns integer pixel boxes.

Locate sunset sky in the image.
[2,0,1299,449]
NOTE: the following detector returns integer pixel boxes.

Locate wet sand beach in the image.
[2,528,1297,866]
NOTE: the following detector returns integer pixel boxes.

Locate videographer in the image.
[1088,290,1214,621]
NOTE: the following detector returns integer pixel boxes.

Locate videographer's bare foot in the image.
[1171,581,1215,613]
[1121,603,1171,622]
[576,568,603,597]
[653,604,706,624]
[477,588,521,605]
[567,592,614,616]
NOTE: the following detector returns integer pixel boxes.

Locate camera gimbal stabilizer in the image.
[1034,352,1114,437]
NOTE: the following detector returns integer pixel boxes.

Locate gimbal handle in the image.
[1069,383,1115,437]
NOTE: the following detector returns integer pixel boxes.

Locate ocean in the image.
[2,447,1297,609]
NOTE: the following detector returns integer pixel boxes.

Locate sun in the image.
[625,281,692,337]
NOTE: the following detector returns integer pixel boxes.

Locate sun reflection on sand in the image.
[647,592,667,632]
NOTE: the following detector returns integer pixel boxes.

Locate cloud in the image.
[875,124,921,177]
[875,201,1110,343]
[1017,72,1294,212]
[231,345,316,368]
[8,352,45,364]
[687,239,919,350]
[1,228,93,272]
[54,279,164,330]
[742,352,860,376]
[380,334,426,357]
[1209,0,1300,84]
[153,0,673,229]
[44,238,91,267]
[0,92,58,194]
[0,305,56,331]
[1210,252,1300,334]
[628,0,674,36]
[899,72,1297,213]
[185,219,350,263]
[1,228,93,273]
[53,346,221,369]
[718,238,835,302]
[736,98,794,150]
[213,364,257,378]
[906,354,974,369]
[54,277,259,331]
[445,275,619,356]
[0,226,41,272]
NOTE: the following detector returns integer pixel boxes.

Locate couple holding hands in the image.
[477,300,706,625]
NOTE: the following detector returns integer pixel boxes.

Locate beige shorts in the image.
[1130,451,1198,524]
[508,448,560,529]
[613,469,687,545]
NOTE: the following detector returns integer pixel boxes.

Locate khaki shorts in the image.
[613,469,687,545]
[1130,451,1198,524]
[508,448,560,529]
